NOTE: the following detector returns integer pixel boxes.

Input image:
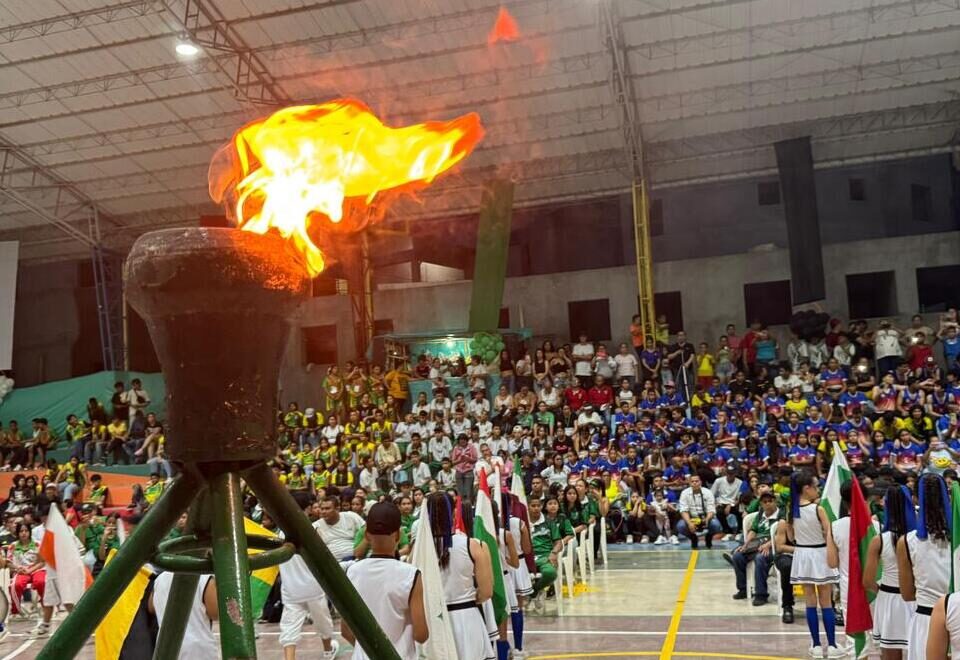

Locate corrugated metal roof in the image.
[1,0,959,260]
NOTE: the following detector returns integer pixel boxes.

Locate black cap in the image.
[366,502,402,535]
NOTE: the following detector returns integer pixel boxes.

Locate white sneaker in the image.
[29,622,50,639]
[808,645,824,658]
[640,535,650,543]
[654,535,667,545]
[722,534,733,541]
[513,651,529,659]
[534,590,547,613]
[0,627,8,642]
[826,645,847,658]
[322,639,340,659]
[625,534,634,544]
[670,535,679,545]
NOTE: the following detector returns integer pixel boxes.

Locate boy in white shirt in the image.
[437,458,456,490]
[408,451,432,490]
[572,333,595,386]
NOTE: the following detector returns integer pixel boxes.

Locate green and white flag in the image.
[822,441,852,523]
[411,499,458,659]
[950,481,960,592]
[474,471,508,624]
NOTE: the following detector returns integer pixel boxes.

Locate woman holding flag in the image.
[863,485,916,658]
[426,491,495,660]
[897,473,951,660]
[787,470,843,658]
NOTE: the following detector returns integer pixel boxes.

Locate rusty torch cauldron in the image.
[37,228,401,660]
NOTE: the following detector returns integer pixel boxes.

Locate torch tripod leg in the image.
[209,471,258,659]
[245,463,403,660]
[153,492,210,660]
[36,472,201,660]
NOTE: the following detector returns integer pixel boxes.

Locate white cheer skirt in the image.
[790,546,839,585]
[511,558,534,597]
[449,605,495,660]
[872,588,914,649]
[907,609,932,660]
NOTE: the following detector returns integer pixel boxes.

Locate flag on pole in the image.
[244,517,280,618]
[453,495,467,534]
[411,501,458,659]
[95,550,153,660]
[510,458,527,510]
[474,471,508,624]
[950,481,960,591]
[38,505,92,605]
[822,441,852,523]
[846,476,877,658]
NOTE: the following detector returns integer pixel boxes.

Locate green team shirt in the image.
[283,411,304,429]
[530,515,562,558]
[750,510,783,542]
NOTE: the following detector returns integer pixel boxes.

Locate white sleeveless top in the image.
[794,503,826,546]
[879,531,901,589]
[153,572,218,660]
[346,556,420,660]
[509,517,523,557]
[906,530,951,608]
[442,533,477,605]
[946,593,960,651]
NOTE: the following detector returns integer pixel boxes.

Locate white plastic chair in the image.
[586,522,596,575]
[742,512,758,597]
[576,528,589,585]
[768,520,782,613]
[552,558,564,614]
[562,539,576,597]
[599,516,608,568]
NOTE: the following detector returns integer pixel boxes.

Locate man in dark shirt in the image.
[727,371,755,400]
[111,382,129,421]
[667,331,696,397]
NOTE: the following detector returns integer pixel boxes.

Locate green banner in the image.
[468,179,514,333]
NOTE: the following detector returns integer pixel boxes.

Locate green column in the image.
[245,464,402,660]
[468,178,515,332]
[209,472,258,659]
[37,472,200,660]
[154,492,209,660]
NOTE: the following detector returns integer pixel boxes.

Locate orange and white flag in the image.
[38,505,92,605]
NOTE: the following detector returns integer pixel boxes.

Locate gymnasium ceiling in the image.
[1,0,959,261]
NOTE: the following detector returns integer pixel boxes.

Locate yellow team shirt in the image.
[696,354,715,377]
[785,399,809,416]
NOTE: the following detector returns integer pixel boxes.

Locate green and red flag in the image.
[474,471,508,624]
[822,441,852,523]
[846,475,878,658]
[950,481,960,591]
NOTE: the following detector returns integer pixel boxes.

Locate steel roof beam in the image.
[0,1,167,44]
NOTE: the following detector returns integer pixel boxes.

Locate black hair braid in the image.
[923,475,949,542]
[426,492,452,569]
[885,486,908,545]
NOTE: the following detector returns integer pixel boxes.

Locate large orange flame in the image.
[209,99,484,275]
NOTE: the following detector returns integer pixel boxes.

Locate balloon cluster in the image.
[789,310,830,341]
[469,332,505,365]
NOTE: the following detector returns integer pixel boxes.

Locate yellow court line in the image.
[528,653,804,660]
[659,549,699,660]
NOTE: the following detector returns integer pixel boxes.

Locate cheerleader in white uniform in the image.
[897,473,951,660]
[787,470,842,658]
[506,493,534,659]
[863,485,916,659]
[495,502,520,660]
[426,492,495,660]
[925,592,960,659]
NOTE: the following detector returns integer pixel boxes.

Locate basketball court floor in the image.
[4,543,816,660]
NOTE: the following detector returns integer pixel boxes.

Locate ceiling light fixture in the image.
[175,38,200,57]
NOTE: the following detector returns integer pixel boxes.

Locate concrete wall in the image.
[278,231,960,400]
[650,155,957,261]
[12,261,83,385]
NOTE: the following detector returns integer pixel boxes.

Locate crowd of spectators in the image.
[3,308,960,642]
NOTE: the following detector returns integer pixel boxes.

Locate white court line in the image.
[246,630,808,638]
[523,630,809,637]
[1,639,34,659]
